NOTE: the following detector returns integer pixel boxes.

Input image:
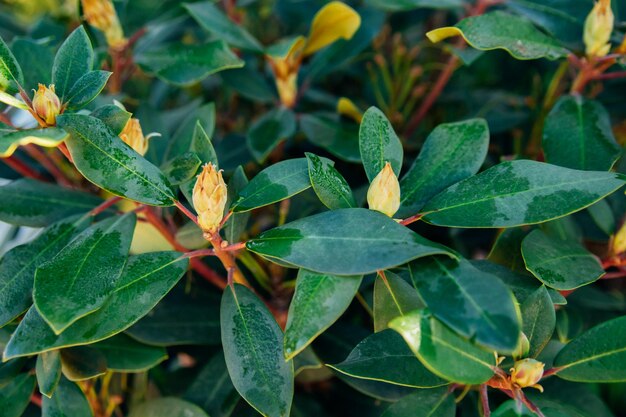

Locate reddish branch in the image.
[2,156,46,180]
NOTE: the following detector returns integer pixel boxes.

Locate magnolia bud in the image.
[81,0,127,49]
[510,359,544,390]
[512,332,530,360]
[193,163,227,237]
[584,0,614,58]
[119,118,148,155]
[32,84,61,125]
[367,162,400,217]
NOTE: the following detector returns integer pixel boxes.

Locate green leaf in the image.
[359,106,403,181]
[521,229,604,290]
[521,286,555,358]
[380,386,455,417]
[184,1,264,52]
[247,208,455,275]
[4,252,188,359]
[0,179,102,227]
[373,271,423,332]
[59,346,107,381]
[587,199,615,235]
[128,398,208,417]
[190,121,218,165]
[64,70,111,111]
[136,41,244,86]
[0,127,69,157]
[224,166,250,243]
[398,119,489,217]
[300,113,361,163]
[162,152,202,185]
[247,108,296,163]
[232,158,319,212]
[427,11,569,60]
[11,38,53,91]
[57,113,177,206]
[408,257,521,352]
[390,311,496,384]
[0,215,89,327]
[221,284,294,417]
[284,269,362,359]
[0,373,35,417]
[34,213,136,334]
[92,334,167,372]
[36,350,62,398]
[42,376,93,417]
[91,104,131,135]
[0,35,24,90]
[422,160,626,228]
[487,228,528,272]
[306,152,356,209]
[52,26,94,102]
[165,103,216,162]
[554,315,626,382]
[543,96,621,171]
[329,329,447,388]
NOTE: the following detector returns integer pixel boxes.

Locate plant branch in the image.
[174,200,200,226]
[2,156,46,180]
[400,213,423,226]
[23,145,73,186]
[480,385,491,417]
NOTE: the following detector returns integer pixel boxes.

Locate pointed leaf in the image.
[0,373,35,417]
[37,350,62,398]
[373,271,423,332]
[60,346,107,381]
[65,70,112,110]
[162,152,202,185]
[306,152,356,209]
[42,376,93,417]
[52,26,93,101]
[0,35,23,90]
[521,286,555,358]
[91,104,132,135]
[380,386,455,417]
[93,334,167,372]
[359,106,403,181]
[224,166,250,243]
[0,127,68,157]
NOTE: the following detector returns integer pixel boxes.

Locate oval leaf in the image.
[380,386,455,417]
[129,398,208,417]
[0,373,35,417]
[0,35,24,90]
[36,350,62,398]
[42,376,93,417]
[521,285,555,358]
[65,70,112,110]
[52,26,93,102]
[92,334,167,372]
[306,152,356,209]
[373,271,424,332]
[359,106,403,181]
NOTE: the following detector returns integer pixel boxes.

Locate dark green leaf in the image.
[93,334,167,372]
[0,179,102,227]
[4,252,188,359]
[191,121,218,165]
[487,228,528,272]
[408,257,521,352]
[91,105,131,135]
[422,160,625,228]
[359,106,403,181]
[60,346,107,381]
[367,0,462,11]
[543,96,621,171]
[42,376,93,417]
[221,284,293,417]
[11,38,52,91]
[162,152,202,185]
[247,108,296,163]
[247,208,455,275]
[57,113,177,206]
[380,386,455,417]
[373,271,423,332]
[37,350,62,398]
[329,329,446,388]
[521,229,604,290]
[165,103,216,162]
[300,113,361,163]
[0,127,68,157]
[34,213,136,334]
[0,35,24,90]
[52,26,93,102]
[65,70,111,110]
[521,286,555,357]
[0,373,35,417]
[224,166,250,243]
[587,199,615,235]
[284,269,361,359]
[128,398,208,417]
[306,152,355,209]
[398,119,489,217]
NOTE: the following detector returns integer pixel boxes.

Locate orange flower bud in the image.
[584,0,614,57]
[193,163,227,237]
[510,358,544,390]
[367,162,400,217]
[119,118,148,156]
[32,84,61,125]
[81,0,126,49]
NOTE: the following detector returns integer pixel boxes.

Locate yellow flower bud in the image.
[337,97,363,123]
[611,221,626,255]
[367,162,400,217]
[512,332,530,360]
[192,163,227,237]
[32,84,61,125]
[584,0,614,58]
[510,358,544,390]
[119,118,148,156]
[81,0,127,49]
[268,37,305,108]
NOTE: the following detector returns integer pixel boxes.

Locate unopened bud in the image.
[193,163,227,237]
[584,0,614,57]
[367,162,400,217]
[81,0,127,49]
[512,332,530,360]
[510,358,544,390]
[32,84,61,125]
[119,118,148,155]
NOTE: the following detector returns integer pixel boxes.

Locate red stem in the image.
[174,200,199,226]
[480,385,491,417]
[89,196,122,216]
[400,213,423,226]
[23,145,73,186]
[2,156,47,180]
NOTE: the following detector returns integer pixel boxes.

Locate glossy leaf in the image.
[0,215,89,327]
[300,113,361,163]
[521,286,555,358]
[128,398,208,417]
[329,329,446,388]
[165,103,216,162]
[380,386,455,417]
[64,70,111,110]
[36,350,62,398]
[0,35,23,90]
[427,11,569,60]
[247,108,296,163]
[408,257,521,352]
[543,95,621,171]
[521,229,604,290]
[373,271,423,332]
[59,346,107,381]
[11,38,52,91]
[306,152,356,209]
[247,208,455,275]
[93,334,167,372]
[91,104,132,135]
[284,269,362,359]
[224,166,250,243]
[4,252,188,359]
[42,376,93,417]
[422,160,626,228]
[0,127,68,157]
[554,315,626,382]
[34,213,136,334]
[221,284,294,417]
[390,311,496,384]
[0,179,102,227]
[398,119,489,217]
[52,26,93,101]
[57,113,177,206]
[359,106,403,181]
[162,152,202,185]
[0,373,34,417]
[136,41,244,86]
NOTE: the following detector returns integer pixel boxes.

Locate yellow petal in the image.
[336,97,363,123]
[302,1,361,56]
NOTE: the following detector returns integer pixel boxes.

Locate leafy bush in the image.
[1,0,626,416]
